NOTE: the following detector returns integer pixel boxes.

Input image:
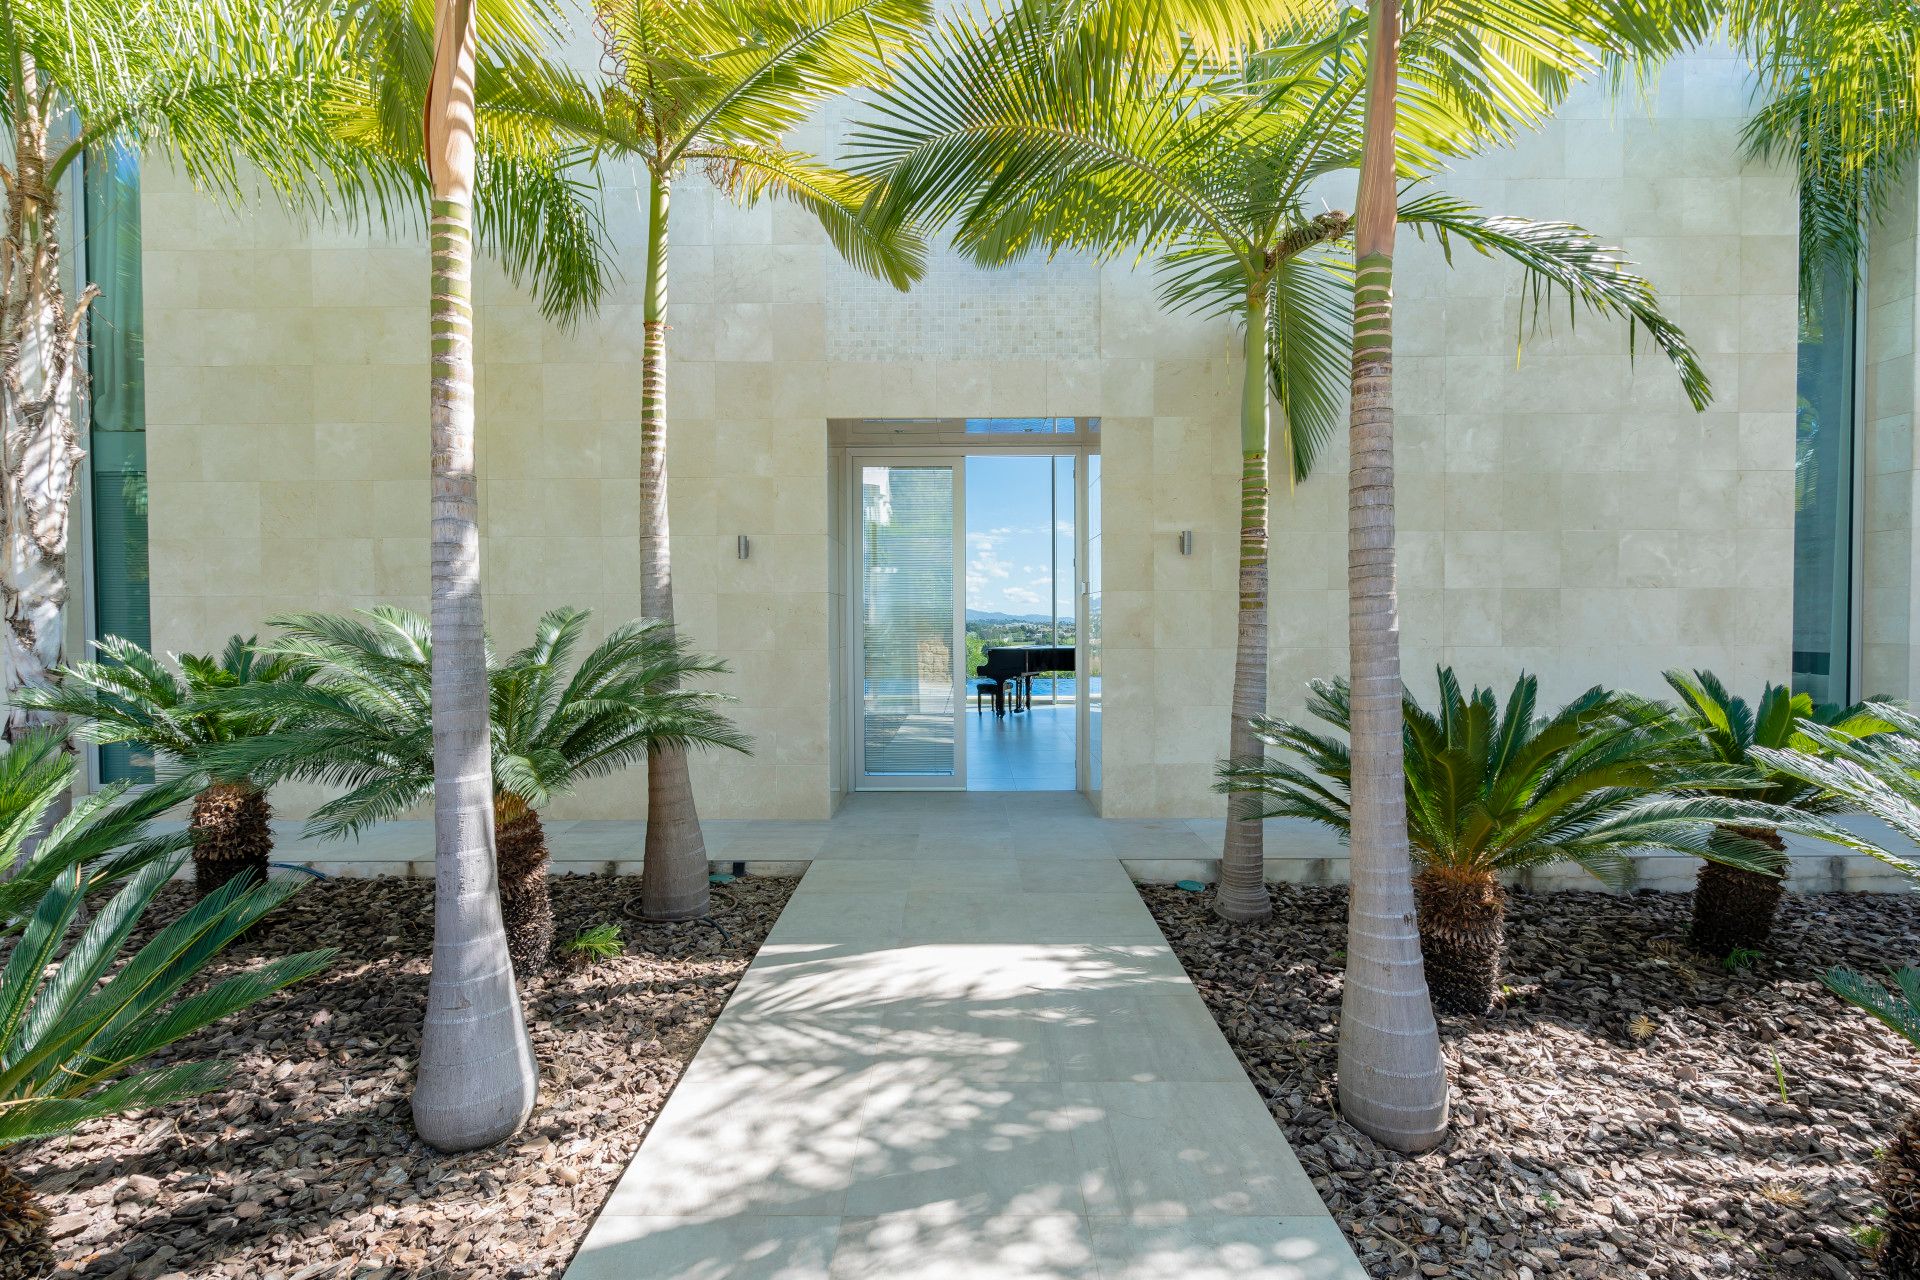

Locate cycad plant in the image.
[483,0,928,922]
[1752,706,1920,1277]
[0,730,332,1279]
[15,636,307,898]
[1221,670,1785,1015]
[211,607,749,977]
[1661,669,1892,958]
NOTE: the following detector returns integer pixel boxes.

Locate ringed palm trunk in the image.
[1688,824,1787,957]
[189,780,273,898]
[1215,287,1273,923]
[637,172,710,923]
[494,795,553,979]
[1,60,94,744]
[1334,0,1450,1154]
[1412,867,1505,1015]
[412,0,538,1154]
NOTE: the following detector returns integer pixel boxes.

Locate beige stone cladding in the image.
[142,50,1796,824]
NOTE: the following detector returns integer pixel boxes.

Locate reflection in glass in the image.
[1791,256,1856,706]
[862,465,956,776]
[84,144,152,783]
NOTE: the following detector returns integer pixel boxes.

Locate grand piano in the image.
[978,645,1075,715]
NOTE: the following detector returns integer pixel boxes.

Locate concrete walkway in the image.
[562,793,1365,1280]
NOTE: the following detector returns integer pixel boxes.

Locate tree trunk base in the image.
[0,1164,54,1280]
[190,782,273,899]
[1414,870,1505,1016]
[497,809,553,979]
[641,745,710,922]
[1884,1107,1920,1278]
[1688,852,1784,959]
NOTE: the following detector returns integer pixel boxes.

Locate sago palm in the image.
[14,636,308,898]
[1220,671,1784,1014]
[1660,669,1893,958]
[0,730,332,1278]
[209,607,748,977]
[481,0,929,922]
[1751,706,1920,1277]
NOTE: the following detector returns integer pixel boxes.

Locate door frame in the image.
[846,451,968,791]
[843,442,1099,793]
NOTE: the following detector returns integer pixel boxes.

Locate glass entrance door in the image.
[855,459,964,788]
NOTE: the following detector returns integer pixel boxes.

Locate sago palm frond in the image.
[1752,705,1920,882]
[0,732,199,932]
[206,607,749,840]
[1220,669,1789,884]
[14,635,308,784]
[0,743,331,1150]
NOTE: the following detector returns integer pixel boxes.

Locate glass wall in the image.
[84,144,153,782]
[1791,256,1858,706]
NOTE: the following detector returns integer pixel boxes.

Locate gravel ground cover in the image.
[1141,882,1920,1279]
[17,872,797,1280]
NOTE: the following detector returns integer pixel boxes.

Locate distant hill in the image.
[965,610,1056,625]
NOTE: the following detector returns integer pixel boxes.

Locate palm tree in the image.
[408,0,538,1155]
[852,2,1709,935]
[0,729,333,1276]
[14,636,308,898]
[485,0,928,921]
[0,0,412,738]
[1222,670,1787,1012]
[208,608,747,976]
[1732,0,1919,303]
[1659,670,1893,957]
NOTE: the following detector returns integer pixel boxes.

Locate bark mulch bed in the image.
[1141,883,1920,1280]
[17,873,797,1280]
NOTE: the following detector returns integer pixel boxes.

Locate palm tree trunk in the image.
[1688,825,1787,957]
[189,780,273,898]
[1335,0,1449,1155]
[1215,286,1273,923]
[412,0,538,1154]
[1,67,94,744]
[637,171,710,923]
[495,797,553,979]
[1413,867,1505,1015]
[0,1160,54,1280]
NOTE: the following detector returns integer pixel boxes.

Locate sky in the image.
[965,455,1076,620]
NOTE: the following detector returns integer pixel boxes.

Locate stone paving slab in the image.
[562,796,1365,1280]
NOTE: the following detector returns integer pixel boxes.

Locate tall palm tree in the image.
[0,0,382,739]
[851,0,1709,926]
[854,0,1713,1150]
[207,607,749,977]
[1331,0,1720,1151]
[485,0,928,921]
[15,636,309,898]
[411,0,536,1155]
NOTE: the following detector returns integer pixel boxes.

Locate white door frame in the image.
[846,452,968,791]
[844,442,1099,793]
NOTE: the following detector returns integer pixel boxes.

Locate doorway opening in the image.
[964,455,1077,790]
[837,418,1099,796]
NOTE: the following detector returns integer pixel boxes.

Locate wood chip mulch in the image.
[1140,882,1920,1280]
[16,872,797,1280]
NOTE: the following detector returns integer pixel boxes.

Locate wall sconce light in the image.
[737,535,751,560]
[1178,530,1193,556]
